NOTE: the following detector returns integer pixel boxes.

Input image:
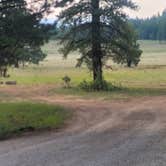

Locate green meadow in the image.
[1,40,165,89]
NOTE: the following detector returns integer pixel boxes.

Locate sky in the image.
[44,0,166,22]
[128,0,166,18]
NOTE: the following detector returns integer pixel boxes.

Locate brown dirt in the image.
[0,85,166,134]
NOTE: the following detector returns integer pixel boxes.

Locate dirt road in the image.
[0,86,166,166]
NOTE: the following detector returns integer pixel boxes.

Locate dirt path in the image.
[0,85,166,166]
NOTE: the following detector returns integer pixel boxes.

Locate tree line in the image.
[131,9,166,41]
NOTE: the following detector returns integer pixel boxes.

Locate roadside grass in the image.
[0,102,70,140]
[0,92,11,101]
[51,86,166,100]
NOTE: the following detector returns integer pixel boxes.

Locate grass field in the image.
[0,40,165,89]
[0,39,164,100]
[139,40,166,65]
[0,102,69,139]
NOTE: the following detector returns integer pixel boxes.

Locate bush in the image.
[62,75,71,88]
[79,80,121,91]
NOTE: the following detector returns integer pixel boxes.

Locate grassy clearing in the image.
[5,67,166,90]
[139,40,166,66]
[0,40,165,97]
[0,102,70,140]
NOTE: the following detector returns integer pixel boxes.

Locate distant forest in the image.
[130,10,166,41]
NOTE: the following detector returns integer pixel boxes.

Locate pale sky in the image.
[128,0,166,18]
[45,0,166,20]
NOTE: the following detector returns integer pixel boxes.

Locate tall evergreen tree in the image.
[111,24,142,67]
[56,0,137,89]
[0,0,52,76]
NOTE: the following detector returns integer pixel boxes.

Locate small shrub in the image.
[79,80,121,91]
[62,75,71,88]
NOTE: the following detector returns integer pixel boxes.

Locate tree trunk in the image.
[0,67,2,77]
[127,59,132,67]
[3,67,7,77]
[91,0,103,84]
[15,59,19,68]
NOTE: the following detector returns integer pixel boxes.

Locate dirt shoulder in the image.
[0,85,166,134]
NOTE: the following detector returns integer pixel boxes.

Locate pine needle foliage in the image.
[56,0,138,89]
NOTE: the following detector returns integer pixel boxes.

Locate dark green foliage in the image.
[79,80,121,91]
[110,24,142,67]
[16,47,47,67]
[0,0,52,76]
[131,9,166,41]
[56,0,137,89]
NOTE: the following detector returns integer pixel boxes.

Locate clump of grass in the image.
[0,102,70,140]
[79,80,122,91]
[51,84,166,101]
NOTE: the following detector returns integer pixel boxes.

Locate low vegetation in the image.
[52,85,166,100]
[0,102,70,140]
[79,80,121,92]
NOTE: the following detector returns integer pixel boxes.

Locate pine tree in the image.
[56,0,137,89]
[0,0,51,76]
[110,24,142,67]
